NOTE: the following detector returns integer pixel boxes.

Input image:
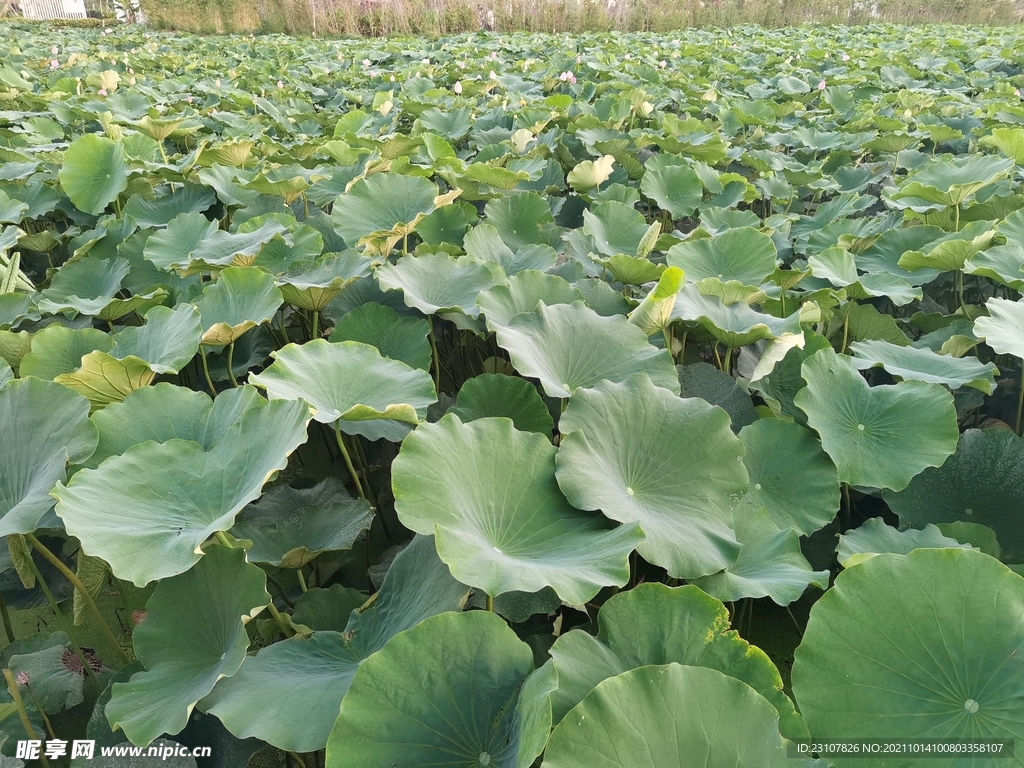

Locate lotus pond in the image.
[1,19,1024,768]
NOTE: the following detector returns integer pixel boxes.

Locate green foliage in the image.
[0,22,1023,768]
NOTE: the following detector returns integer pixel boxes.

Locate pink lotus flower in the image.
[51,45,58,54]
[362,59,370,67]
[389,74,395,82]
[489,51,498,60]
[818,80,827,90]
[111,59,117,65]
[558,71,576,84]
[489,69,497,79]
[277,80,283,89]
[98,88,107,96]
[50,59,59,69]
[186,95,192,103]
[1016,89,1022,98]
[659,60,667,68]
[453,81,463,94]
[842,53,850,61]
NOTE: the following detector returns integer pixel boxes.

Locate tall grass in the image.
[138,0,1018,36]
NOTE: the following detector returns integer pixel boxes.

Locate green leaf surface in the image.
[0,377,96,536]
[105,546,269,746]
[795,347,959,490]
[53,399,310,585]
[494,301,679,398]
[203,535,468,752]
[250,338,435,441]
[58,134,129,215]
[393,415,641,603]
[792,549,1024,767]
[542,665,811,768]
[556,375,748,579]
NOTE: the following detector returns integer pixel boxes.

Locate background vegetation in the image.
[134,0,1019,37]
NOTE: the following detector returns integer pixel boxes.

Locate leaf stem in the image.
[214,531,233,548]
[3,668,47,762]
[485,593,494,613]
[266,601,294,637]
[0,591,14,644]
[1016,366,1024,436]
[311,309,320,340]
[25,534,129,664]
[296,569,308,593]
[225,346,238,387]
[333,421,366,500]
[199,348,217,396]
[428,320,441,393]
[21,550,98,682]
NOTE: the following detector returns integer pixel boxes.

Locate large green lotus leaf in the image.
[36,256,130,317]
[186,220,291,273]
[0,378,96,536]
[794,347,959,491]
[53,399,310,586]
[667,228,777,286]
[540,583,806,741]
[375,251,506,326]
[671,284,802,348]
[542,665,812,768]
[975,297,1024,359]
[600,254,665,286]
[738,419,839,535]
[848,339,998,393]
[484,192,562,252]
[86,385,264,469]
[330,173,439,247]
[556,375,747,579]
[640,162,703,219]
[326,610,534,768]
[278,251,373,311]
[792,548,1024,767]
[836,517,969,568]
[203,535,468,752]
[477,271,585,330]
[143,212,220,272]
[465,227,558,275]
[54,351,156,410]
[121,184,216,228]
[230,478,372,567]
[449,373,553,435]
[0,189,27,225]
[965,244,1024,290]
[888,155,1014,210]
[19,326,113,380]
[494,301,679,398]
[58,134,129,216]
[393,415,641,603]
[105,546,269,747]
[980,127,1024,164]
[194,267,283,346]
[581,200,652,257]
[897,221,995,272]
[328,302,431,370]
[250,339,435,441]
[884,429,1024,561]
[693,506,829,605]
[107,304,202,375]
[806,246,921,305]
